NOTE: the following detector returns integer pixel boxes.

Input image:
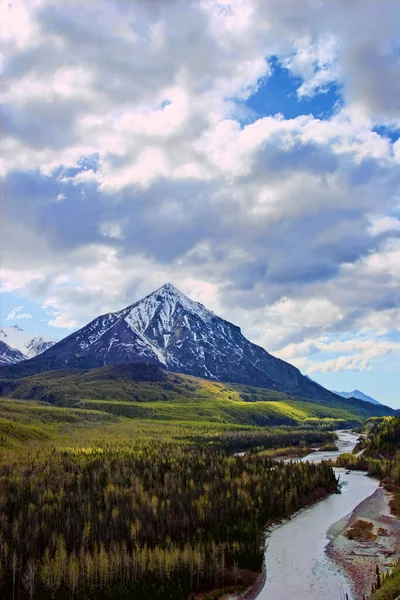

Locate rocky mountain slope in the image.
[0,340,27,365]
[0,284,354,404]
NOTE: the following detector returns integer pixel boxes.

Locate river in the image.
[254,430,379,600]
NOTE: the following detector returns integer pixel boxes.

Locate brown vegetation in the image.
[345,519,377,541]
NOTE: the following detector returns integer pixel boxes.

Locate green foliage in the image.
[0,417,51,446]
[370,559,400,600]
[0,398,115,425]
[336,452,400,486]
[365,416,400,459]
[337,417,400,482]
[183,427,336,453]
[0,398,116,449]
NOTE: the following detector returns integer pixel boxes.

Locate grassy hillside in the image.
[0,397,116,449]
[0,396,340,454]
[0,363,394,428]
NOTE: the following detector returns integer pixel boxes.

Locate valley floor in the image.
[0,397,340,600]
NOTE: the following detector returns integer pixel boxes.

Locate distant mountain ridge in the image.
[333,389,382,406]
[0,325,57,364]
[0,285,389,410]
[0,340,27,365]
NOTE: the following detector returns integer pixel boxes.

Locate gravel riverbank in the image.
[327,484,400,599]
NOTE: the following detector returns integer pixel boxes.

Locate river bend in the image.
[255,430,379,600]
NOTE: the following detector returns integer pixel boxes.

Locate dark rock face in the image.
[0,284,340,402]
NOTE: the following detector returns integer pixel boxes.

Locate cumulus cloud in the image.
[1,0,399,382]
[291,336,400,373]
[277,335,400,373]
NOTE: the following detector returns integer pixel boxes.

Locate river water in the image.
[255,430,379,600]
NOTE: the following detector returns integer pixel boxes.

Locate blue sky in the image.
[244,57,343,122]
[1,0,399,407]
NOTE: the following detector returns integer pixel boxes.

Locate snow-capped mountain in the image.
[0,340,27,365]
[1,284,343,403]
[0,325,57,360]
[333,389,382,406]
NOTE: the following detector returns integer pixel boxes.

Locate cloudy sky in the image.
[1,0,399,406]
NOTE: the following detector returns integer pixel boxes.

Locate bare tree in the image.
[67,553,80,598]
[22,559,38,599]
[11,552,18,600]
[232,560,240,586]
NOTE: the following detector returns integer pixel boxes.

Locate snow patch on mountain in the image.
[76,314,120,350]
[118,283,214,338]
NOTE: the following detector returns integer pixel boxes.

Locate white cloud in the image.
[1,0,399,381]
[100,221,123,239]
[0,0,37,49]
[283,34,339,98]
[280,329,400,373]
[5,306,24,320]
[4,305,32,321]
[368,215,400,236]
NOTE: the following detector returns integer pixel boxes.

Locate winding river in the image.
[255,430,379,600]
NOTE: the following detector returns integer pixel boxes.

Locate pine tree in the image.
[376,564,381,589]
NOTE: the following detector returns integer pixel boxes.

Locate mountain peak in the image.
[153,283,195,304]
[117,283,215,351]
[157,283,180,293]
[123,283,215,324]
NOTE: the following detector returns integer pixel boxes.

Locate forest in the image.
[0,422,337,599]
[336,416,400,491]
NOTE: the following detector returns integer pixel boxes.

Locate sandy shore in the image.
[327,485,400,599]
